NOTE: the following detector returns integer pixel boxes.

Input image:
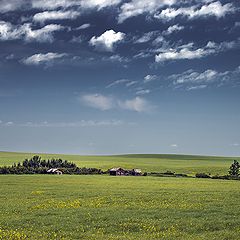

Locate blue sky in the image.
[0,0,239,156]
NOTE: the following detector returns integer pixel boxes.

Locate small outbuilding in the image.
[109,167,142,176]
[109,168,126,176]
[131,169,142,176]
[47,168,63,175]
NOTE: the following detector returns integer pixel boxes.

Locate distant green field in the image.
[0,151,239,175]
[0,175,240,239]
[1,152,240,239]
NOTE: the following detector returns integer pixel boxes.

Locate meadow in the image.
[1,175,240,239]
[0,151,239,175]
[0,152,240,239]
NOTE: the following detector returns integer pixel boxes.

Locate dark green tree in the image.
[229,160,240,176]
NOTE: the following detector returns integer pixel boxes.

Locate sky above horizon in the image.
[0,0,240,156]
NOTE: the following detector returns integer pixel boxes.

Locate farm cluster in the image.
[109,167,142,176]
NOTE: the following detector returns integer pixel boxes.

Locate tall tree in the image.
[229,160,240,176]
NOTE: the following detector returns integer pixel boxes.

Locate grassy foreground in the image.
[0,175,240,240]
[0,151,239,175]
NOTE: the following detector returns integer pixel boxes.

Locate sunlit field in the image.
[0,175,240,240]
[0,152,240,239]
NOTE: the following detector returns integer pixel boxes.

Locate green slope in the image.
[0,151,239,175]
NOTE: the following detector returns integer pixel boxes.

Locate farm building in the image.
[47,168,63,175]
[131,169,142,176]
[109,168,126,176]
[109,168,142,176]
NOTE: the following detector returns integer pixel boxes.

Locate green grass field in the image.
[0,152,240,239]
[1,175,240,240]
[0,151,239,175]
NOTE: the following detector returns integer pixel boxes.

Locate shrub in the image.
[163,171,175,175]
[195,173,211,178]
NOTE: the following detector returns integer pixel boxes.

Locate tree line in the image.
[0,155,102,175]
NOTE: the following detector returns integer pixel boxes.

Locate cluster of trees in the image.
[0,155,102,175]
[229,160,240,177]
[196,160,240,180]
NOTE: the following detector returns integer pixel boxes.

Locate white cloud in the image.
[155,1,234,20]
[81,0,122,9]
[126,81,137,87]
[23,24,64,42]
[80,94,153,112]
[89,30,125,52]
[155,45,213,62]
[0,0,28,13]
[135,31,156,43]
[22,52,67,65]
[81,94,114,110]
[169,66,240,90]
[171,69,218,84]
[0,21,64,42]
[136,89,151,95]
[162,24,184,35]
[155,40,240,63]
[32,0,81,10]
[187,85,207,91]
[155,41,221,63]
[32,0,121,10]
[76,23,91,30]
[170,144,178,147]
[144,74,158,83]
[118,0,176,23]
[103,54,129,63]
[106,79,129,88]
[5,121,14,126]
[118,97,152,112]
[0,21,19,40]
[71,35,84,43]
[33,10,80,23]
[0,119,125,127]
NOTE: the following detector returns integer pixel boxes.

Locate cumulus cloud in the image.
[162,24,184,35]
[155,40,240,63]
[118,97,152,112]
[81,0,122,9]
[155,44,214,62]
[107,55,129,63]
[81,94,114,110]
[33,10,80,23]
[170,69,218,84]
[89,30,125,52]
[118,0,176,23]
[169,66,240,90]
[0,0,29,13]
[32,0,121,10]
[155,1,235,20]
[0,21,64,42]
[23,24,64,42]
[22,52,67,66]
[80,94,153,112]
[134,31,157,43]
[144,74,158,83]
